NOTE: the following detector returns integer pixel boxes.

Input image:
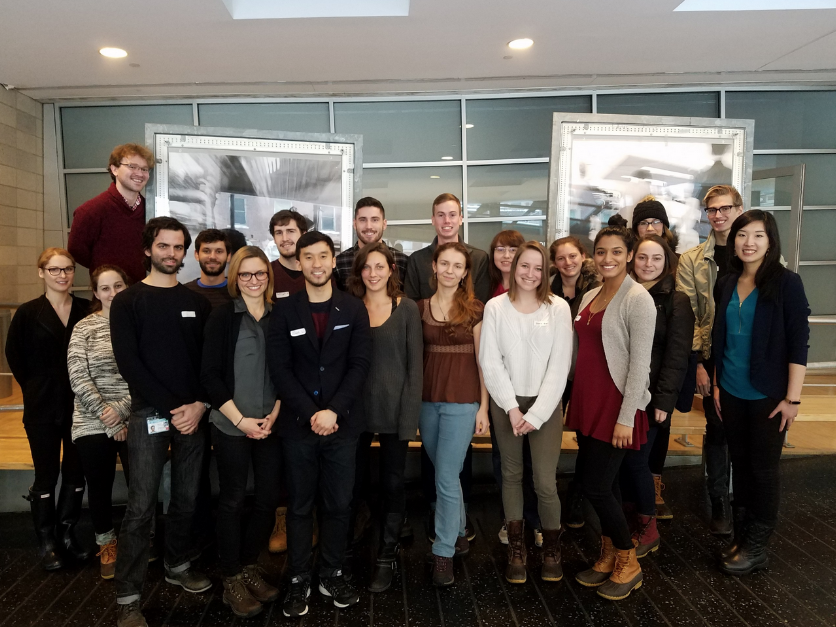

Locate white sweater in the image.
[479,294,573,429]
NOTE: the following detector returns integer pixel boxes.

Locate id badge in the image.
[146,414,170,435]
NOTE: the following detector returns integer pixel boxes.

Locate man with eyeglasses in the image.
[68,143,153,284]
[676,184,745,537]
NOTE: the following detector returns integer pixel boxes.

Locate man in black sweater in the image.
[267,231,372,619]
[111,217,213,627]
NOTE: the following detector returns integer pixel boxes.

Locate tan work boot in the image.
[597,547,643,600]
[268,508,287,554]
[654,475,673,520]
[540,528,563,582]
[97,538,117,579]
[223,573,263,618]
[575,536,616,587]
[504,520,526,584]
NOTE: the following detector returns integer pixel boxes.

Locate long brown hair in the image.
[632,235,678,283]
[508,241,553,305]
[430,242,481,333]
[90,265,130,313]
[488,229,525,294]
[347,241,403,299]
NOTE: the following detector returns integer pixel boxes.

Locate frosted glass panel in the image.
[725,91,836,150]
[62,105,194,169]
[361,167,462,221]
[754,155,836,206]
[467,220,547,252]
[808,325,836,365]
[334,101,461,163]
[799,266,836,315]
[467,163,548,219]
[800,210,836,262]
[597,92,719,118]
[198,103,330,133]
[383,223,437,256]
[65,172,115,227]
[465,96,591,160]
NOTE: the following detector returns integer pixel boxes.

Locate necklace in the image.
[587,291,615,325]
[432,295,451,321]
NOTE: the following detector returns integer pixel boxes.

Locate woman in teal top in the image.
[711,210,810,579]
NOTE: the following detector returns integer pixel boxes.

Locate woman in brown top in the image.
[418,242,489,588]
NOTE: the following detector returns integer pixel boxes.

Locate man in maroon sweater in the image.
[269,209,311,300]
[67,143,152,284]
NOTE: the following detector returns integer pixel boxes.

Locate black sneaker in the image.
[282,576,310,618]
[465,514,476,542]
[318,571,359,608]
[116,600,148,627]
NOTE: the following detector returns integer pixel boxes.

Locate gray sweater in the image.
[574,275,657,428]
[364,298,423,440]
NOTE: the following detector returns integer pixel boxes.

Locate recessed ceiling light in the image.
[100,47,127,58]
[675,0,836,9]
[430,175,440,179]
[441,156,453,160]
[508,38,533,50]
[465,124,474,129]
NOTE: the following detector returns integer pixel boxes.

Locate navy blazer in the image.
[266,288,372,439]
[713,269,810,401]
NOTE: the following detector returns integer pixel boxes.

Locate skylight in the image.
[675,0,836,10]
[222,0,410,19]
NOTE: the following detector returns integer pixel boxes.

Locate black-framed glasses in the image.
[638,219,663,229]
[238,271,268,281]
[495,247,518,255]
[119,162,151,174]
[43,266,75,276]
[705,205,739,217]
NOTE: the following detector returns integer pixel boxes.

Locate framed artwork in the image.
[145,124,362,282]
[547,113,754,254]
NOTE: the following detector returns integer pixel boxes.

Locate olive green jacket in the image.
[676,232,718,361]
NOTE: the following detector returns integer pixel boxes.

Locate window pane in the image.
[361,166,462,221]
[808,325,836,365]
[467,163,548,219]
[799,266,836,315]
[800,210,836,262]
[467,220,547,252]
[334,101,461,163]
[61,105,194,169]
[754,155,836,206]
[597,92,719,118]
[725,91,836,150]
[465,96,591,160]
[760,208,792,256]
[383,223,437,256]
[65,172,114,227]
[197,103,330,133]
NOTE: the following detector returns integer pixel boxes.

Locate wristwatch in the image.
[785,399,801,405]
[203,402,212,410]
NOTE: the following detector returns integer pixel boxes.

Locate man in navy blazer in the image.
[267,231,371,618]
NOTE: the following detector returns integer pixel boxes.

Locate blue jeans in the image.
[420,402,477,558]
[115,407,206,603]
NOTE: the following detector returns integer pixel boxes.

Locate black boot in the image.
[25,488,63,571]
[369,513,402,593]
[709,496,732,536]
[718,519,772,576]
[717,505,747,560]
[56,483,91,562]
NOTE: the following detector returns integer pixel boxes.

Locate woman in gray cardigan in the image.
[566,226,656,602]
[347,241,423,593]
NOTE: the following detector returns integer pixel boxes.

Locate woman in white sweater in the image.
[480,241,573,584]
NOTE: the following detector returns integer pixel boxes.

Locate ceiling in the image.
[3,0,836,101]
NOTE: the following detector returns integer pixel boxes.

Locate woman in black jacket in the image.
[5,247,91,570]
[201,246,281,618]
[712,210,810,576]
[620,235,694,556]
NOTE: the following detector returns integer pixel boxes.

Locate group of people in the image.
[4,143,811,627]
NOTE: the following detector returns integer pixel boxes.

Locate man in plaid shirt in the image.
[334,197,408,292]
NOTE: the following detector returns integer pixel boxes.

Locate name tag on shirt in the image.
[535,320,549,327]
[574,315,582,322]
[334,324,349,330]
[275,291,290,299]
[181,311,196,318]
[291,328,306,337]
[146,415,170,434]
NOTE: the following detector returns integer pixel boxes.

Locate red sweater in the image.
[67,183,147,284]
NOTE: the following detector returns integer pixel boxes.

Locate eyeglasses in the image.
[119,163,151,174]
[705,205,739,217]
[495,247,518,255]
[238,271,268,281]
[43,266,75,276]
[638,219,663,229]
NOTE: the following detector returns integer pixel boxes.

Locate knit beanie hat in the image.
[632,199,669,230]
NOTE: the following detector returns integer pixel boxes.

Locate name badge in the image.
[291,328,306,337]
[146,415,170,434]
[181,311,196,318]
[574,315,582,322]
[535,320,549,327]
[276,291,290,299]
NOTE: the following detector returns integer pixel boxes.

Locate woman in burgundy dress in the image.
[567,226,656,601]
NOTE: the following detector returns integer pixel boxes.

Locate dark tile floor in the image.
[2,456,836,626]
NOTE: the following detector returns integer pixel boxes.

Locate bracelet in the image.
[785,399,801,405]
[236,416,245,426]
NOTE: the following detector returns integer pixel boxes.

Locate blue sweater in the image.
[712,270,810,401]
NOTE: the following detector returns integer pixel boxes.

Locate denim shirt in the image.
[720,286,767,401]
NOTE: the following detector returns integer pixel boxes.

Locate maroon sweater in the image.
[67,183,147,284]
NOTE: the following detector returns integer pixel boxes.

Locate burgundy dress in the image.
[566,302,648,450]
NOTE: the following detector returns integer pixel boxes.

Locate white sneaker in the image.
[534,528,543,548]
[498,523,508,545]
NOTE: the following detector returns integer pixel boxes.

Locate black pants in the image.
[577,434,631,550]
[422,444,472,507]
[353,431,409,516]
[24,420,84,492]
[703,360,730,500]
[648,422,670,476]
[192,424,214,541]
[74,432,130,536]
[719,389,784,524]
[619,426,658,517]
[212,426,282,577]
[283,432,357,579]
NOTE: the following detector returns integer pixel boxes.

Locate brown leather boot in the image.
[242,564,279,603]
[504,520,526,584]
[540,528,563,582]
[654,475,673,520]
[268,508,287,554]
[97,538,117,580]
[432,555,454,587]
[575,536,615,587]
[223,573,263,618]
[597,547,643,600]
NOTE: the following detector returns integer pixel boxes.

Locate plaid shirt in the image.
[335,241,409,292]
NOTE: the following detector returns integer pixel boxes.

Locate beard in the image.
[358,230,383,246]
[151,255,183,275]
[199,260,226,277]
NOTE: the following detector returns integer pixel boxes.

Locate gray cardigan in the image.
[574,275,657,428]
[364,298,424,440]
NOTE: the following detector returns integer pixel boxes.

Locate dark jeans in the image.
[24,420,84,492]
[115,408,206,603]
[577,434,631,550]
[620,426,658,517]
[719,389,784,524]
[353,431,409,516]
[283,432,357,579]
[74,432,130,538]
[422,444,472,508]
[488,408,541,528]
[648,422,670,476]
[212,426,282,577]
[192,424,214,541]
[703,360,730,500]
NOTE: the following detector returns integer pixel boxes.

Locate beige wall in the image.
[0,88,44,305]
